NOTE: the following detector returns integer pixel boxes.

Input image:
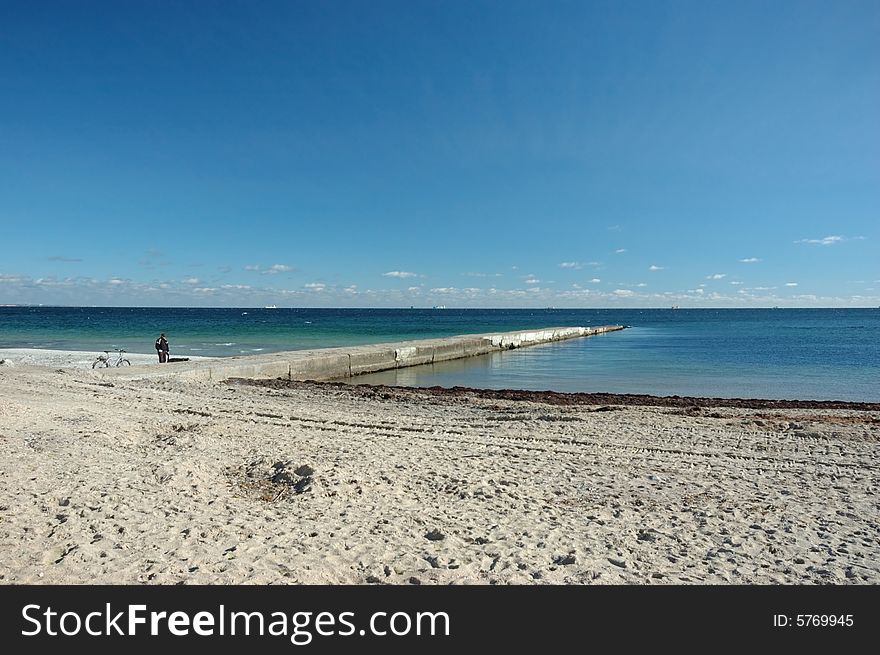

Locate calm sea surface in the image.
[1,307,877,401]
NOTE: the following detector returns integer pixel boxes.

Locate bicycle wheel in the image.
[117,359,131,367]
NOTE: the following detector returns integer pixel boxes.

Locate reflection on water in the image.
[349,328,879,402]
[348,332,650,392]
[348,346,520,388]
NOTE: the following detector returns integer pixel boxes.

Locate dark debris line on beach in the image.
[228,378,880,412]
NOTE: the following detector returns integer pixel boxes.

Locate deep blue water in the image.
[1,307,878,401]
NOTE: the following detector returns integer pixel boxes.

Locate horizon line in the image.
[2,304,878,311]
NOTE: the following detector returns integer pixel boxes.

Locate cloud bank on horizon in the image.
[1,2,877,307]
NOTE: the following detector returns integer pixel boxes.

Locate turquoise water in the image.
[1,307,878,401]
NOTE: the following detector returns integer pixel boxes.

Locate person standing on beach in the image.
[155,333,169,363]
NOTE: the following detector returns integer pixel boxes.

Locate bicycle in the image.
[92,349,131,368]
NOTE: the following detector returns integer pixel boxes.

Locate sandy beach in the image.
[1,354,877,585]
[0,348,207,369]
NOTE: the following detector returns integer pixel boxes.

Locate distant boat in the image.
[671,305,680,310]
[264,305,277,309]
[432,305,447,310]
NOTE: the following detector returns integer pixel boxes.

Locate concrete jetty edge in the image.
[94,325,625,383]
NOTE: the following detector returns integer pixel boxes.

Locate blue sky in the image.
[1,0,877,307]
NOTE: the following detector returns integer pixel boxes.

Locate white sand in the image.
[0,348,208,369]
[0,364,877,584]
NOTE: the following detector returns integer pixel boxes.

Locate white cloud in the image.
[183,277,201,285]
[706,273,726,280]
[795,235,864,246]
[524,277,541,285]
[590,278,601,283]
[244,263,294,274]
[4,269,878,309]
[785,282,798,287]
[739,257,761,263]
[798,235,842,246]
[649,265,664,271]
[730,281,743,286]
[383,271,418,279]
[559,261,600,270]
[636,283,647,287]
[615,249,627,254]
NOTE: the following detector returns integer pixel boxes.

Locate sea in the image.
[1,306,878,402]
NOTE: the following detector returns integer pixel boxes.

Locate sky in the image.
[1,0,878,308]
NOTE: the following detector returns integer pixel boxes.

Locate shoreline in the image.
[2,310,876,402]
[3,345,876,406]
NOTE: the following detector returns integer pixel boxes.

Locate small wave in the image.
[251,348,264,351]
[214,342,236,346]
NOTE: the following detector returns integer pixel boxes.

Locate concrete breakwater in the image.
[96,325,625,383]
